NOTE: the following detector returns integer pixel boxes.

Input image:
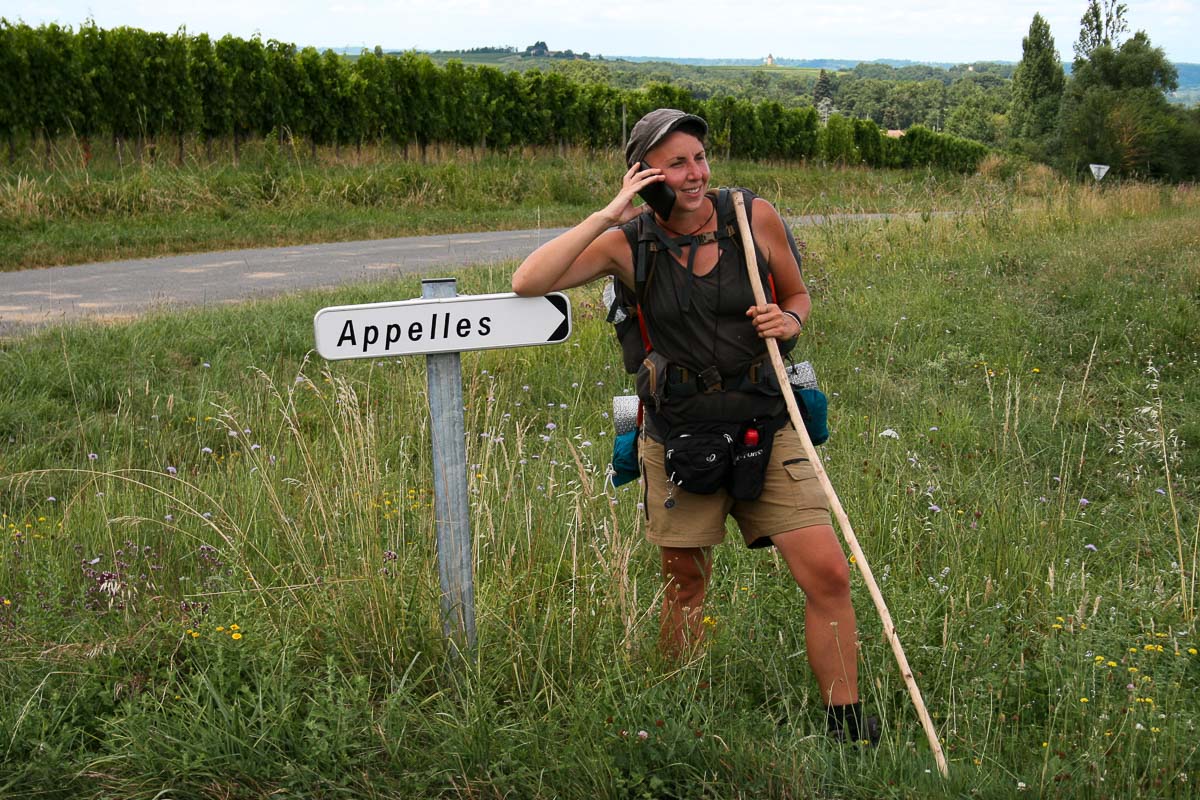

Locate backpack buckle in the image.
[699,366,724,394]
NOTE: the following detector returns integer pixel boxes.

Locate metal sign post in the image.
[314,281,571,657]
[422,278,476,657]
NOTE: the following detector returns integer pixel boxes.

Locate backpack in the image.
[606,187,807,373]
[605,191,817,487]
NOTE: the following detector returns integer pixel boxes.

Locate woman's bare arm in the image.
[512,163,663,296]
[746,196,811,340]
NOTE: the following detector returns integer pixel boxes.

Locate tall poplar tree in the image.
[1073,0,1128,62]
[813,69,833,104]
[1009,14,1065,144]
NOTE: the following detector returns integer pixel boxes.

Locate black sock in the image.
[826,701,864,739]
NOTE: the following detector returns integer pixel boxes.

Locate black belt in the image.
[666,361,769,396]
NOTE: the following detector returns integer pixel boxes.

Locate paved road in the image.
[0,227,574,336]
[0,212,912,337]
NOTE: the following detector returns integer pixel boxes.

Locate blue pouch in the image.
[795,387,830,446]
[611,429,640,486]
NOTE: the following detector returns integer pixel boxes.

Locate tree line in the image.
[1008,2,1199,180]
[0,19,985,172]
[537,57,1016,136]
[470,2,1198,180]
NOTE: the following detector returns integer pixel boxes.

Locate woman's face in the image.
[645,131,710,214]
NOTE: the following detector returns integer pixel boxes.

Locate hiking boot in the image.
[826,702,881,746]
[829,713,881,746]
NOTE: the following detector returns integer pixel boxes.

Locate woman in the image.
[513,109,875,743]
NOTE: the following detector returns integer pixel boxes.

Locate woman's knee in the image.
[812,556,851,601]
[773,526,851,601]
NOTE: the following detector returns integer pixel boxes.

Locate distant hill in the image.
[613,56,971,70]
[1164,63,1200,105]
[1174,62,1200,91]
[326,46,1198,105]
[589,54,1198,103]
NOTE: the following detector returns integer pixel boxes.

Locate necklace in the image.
[659,198,715,238]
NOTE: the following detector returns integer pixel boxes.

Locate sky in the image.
[9,1,1199,64]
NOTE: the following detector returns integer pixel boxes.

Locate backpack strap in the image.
[715,187,740,243]
[715,187,780,304]
[619,215,657,353]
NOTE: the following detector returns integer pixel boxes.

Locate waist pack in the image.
[663,415,787,501]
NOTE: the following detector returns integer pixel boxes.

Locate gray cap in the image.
[624,108,708,166]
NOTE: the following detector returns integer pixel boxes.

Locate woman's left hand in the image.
[746,303,801,340]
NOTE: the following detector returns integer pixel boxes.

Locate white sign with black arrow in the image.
[314,291,571,361]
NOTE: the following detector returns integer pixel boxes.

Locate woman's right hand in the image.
[513,163,656,295]
[600,163,664,226]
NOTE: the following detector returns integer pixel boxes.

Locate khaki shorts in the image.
[640,423,832,549]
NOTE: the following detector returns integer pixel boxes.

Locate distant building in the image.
[523,41,550,58]
[764,53,776,66]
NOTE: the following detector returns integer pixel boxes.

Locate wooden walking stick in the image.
[732,192,949,778]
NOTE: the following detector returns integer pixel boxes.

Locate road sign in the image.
[314,281,572,661]
[314,291,570,361]
[1089,163,1110,181]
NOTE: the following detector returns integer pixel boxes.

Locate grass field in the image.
[1,165,1198,798]
[4,138,990,272]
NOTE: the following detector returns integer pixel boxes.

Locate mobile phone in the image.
[637,162,676,219]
